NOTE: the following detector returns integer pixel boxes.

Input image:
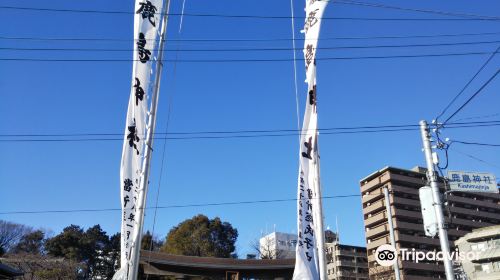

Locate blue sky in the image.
[1,0,499,257]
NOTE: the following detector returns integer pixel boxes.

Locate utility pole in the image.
[383,187,401,280]
[419,120,454,280]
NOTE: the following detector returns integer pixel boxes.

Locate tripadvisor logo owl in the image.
[375,244,397,266]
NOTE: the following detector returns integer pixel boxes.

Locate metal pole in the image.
[383,187,401,280]
[419,120,454,280]
[128,1,170,279]
[314,135,328,280]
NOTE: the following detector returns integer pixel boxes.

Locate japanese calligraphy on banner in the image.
[447,171,498,193]
[293,0,328,279]
[119,0,164,272]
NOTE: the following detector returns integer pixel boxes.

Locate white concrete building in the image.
[455,225,500,280]
[259,232,297,259]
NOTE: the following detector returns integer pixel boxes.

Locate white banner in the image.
[293,0,328,279]
[119,0,164,271]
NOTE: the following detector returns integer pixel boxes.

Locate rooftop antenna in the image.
[335,215,340,242]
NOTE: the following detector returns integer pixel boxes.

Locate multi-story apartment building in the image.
[360,166,500,280]
[326,238,369,280]
[455,225,500,280]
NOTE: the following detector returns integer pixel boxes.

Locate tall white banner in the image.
[293,0,328,279]
[119,0,164,273]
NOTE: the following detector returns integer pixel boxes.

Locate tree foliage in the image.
[141,230,163,251]
[44,224,119,279]
[161,214,238,258]
[12,229,45,255]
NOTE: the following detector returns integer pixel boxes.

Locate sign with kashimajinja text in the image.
[447,171,498,193]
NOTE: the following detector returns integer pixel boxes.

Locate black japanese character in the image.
[127,119,140,155]
[136,0,158,26]
[304,9,319,33]
[126,230,131,239]
[137,33,151,63]
[124,195,130,207]
[306,200,313,211]
[305,44,314,69]
[128,213,135,222]
[123,178,133,192]
[301,136,313,159]
[304,225,314,236]
[304,237,313,249]
[308,189,313,199]
[134,78,145,105]
[305,213,313,222]
[306,251,313,262]
[309,85,316,106]
[298,240,304,247]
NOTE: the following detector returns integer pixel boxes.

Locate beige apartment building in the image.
[360,166,500,280]
[326,240,369,280]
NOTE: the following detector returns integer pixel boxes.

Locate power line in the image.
[0,194,363,215]
[1,122,499,142]
[1,50,499,63]
[442,69,500,124]
[1,120,498,138]
[436,45,500,121]
[453,112,500,122]
[450,147,500,170]
[453,140,500,147]
[3,39,500,52]
[1,5,499,21]
[2,31,500,42]
[333,0,500,20]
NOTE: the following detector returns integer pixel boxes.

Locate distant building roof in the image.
[140,251,295,278]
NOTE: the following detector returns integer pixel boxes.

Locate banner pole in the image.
[128,1,171,279]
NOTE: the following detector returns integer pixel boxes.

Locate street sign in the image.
[447,171,498,193]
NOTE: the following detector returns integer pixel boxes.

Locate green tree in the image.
[141,230,163,251]
[45,224,119,279]
[161,214,238,258]
[45,224,85,261]
[12,229,45,255]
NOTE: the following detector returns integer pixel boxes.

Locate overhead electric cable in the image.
[0,194,364,215]
[1,122,500,142]
[453,140,500,147]
[2,120,498,137]
[3,39,500,52]
[2,31,500,42]
[1,5,499,21]
[442,69,500,124]
[332,0,500,20]
[1,120,498,138]
[436,45,500,121]
[1,50,499,63]
[450,147,500,170]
